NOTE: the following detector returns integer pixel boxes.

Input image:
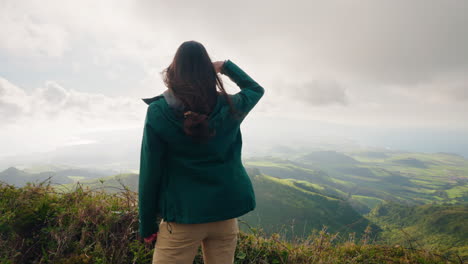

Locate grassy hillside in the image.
[367,202,468,257]
[0,182,459,264]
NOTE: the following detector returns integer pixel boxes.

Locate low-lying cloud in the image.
[0,76,147,158]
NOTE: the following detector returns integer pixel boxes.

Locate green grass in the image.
[367,202,468,258]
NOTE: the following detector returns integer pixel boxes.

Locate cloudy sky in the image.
[1,0,467,160]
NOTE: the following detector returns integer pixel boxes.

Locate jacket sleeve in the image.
[138,104,165,238]
[221,59,265,122]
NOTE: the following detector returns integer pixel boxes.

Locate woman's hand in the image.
[213,60,225,74]
[144,232,158,244]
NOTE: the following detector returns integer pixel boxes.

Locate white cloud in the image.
[0,78,29,120]
[0,77,147,157]
[0,77,145,125]
[39,81,69,104]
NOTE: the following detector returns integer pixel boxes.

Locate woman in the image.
[138,40,265,264]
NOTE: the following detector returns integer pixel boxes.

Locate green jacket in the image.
[138,59,265,238]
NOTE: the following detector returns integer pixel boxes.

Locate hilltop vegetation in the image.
[0,182,460,264]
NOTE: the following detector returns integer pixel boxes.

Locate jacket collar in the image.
[142,89,185,112]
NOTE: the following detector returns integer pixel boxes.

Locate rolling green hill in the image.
[243,151,468,257]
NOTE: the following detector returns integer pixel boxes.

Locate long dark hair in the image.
[161,40,238,143]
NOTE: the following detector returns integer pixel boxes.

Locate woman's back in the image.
[138,59,265,238]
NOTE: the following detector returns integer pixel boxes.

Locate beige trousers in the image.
[152,218,239,264]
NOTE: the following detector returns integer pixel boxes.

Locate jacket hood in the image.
[162,89,185,111]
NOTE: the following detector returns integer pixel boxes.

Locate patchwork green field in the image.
[244,150,468,213]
